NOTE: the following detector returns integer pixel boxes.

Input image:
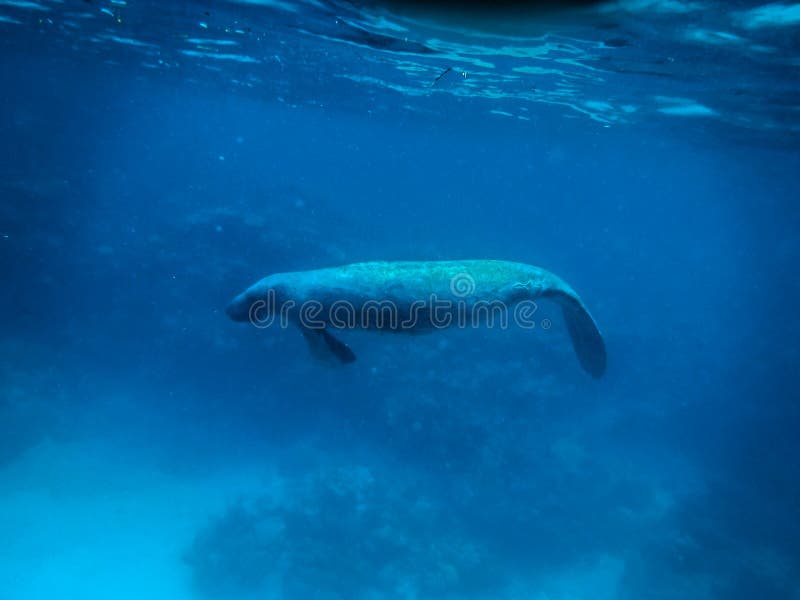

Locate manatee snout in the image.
[225,293,251,322]
[227,278,276,323]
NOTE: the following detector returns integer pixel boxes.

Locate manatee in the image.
[226,260,606,378]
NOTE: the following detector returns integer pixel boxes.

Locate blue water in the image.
[1,0,799,598]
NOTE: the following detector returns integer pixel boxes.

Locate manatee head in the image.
[226,275,283,324]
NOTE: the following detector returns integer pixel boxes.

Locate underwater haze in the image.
[1,0,800,598]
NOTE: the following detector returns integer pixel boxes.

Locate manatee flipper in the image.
[544,288,606,378]
[300,326,356,364]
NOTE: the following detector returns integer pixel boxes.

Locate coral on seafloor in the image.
[184,465,498,599]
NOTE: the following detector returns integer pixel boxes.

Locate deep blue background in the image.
[2,4,800,597]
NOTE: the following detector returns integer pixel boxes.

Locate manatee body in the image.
[226,260,606,378]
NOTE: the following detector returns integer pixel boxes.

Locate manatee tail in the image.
[544,285,606,378]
